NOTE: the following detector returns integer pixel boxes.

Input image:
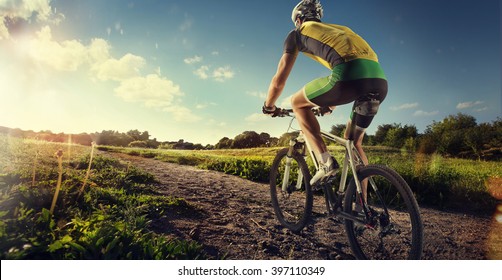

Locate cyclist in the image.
[263,0,388,185]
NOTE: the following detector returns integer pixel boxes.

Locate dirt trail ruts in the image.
[105,152,501,260]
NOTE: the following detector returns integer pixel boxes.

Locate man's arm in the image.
[265,52,297,109]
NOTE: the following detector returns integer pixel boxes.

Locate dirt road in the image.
[106,152,502,260]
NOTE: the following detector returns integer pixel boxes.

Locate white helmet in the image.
[291,0,324,24]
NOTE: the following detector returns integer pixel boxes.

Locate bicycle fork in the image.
[282,137,305,192]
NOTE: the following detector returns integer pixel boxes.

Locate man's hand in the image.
[262,103,281,117]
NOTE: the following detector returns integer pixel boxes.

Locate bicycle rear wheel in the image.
[344,165,423,259]
[269,148,312,233]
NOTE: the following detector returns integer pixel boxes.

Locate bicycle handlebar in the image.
[273,107,332,118]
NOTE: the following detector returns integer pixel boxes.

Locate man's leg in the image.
[345,120,368,204]
[290,88,327,158]
[291,88,339,185]
[344,120,368,165]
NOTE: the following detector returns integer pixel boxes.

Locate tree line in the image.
[0,127,211,150]
[1,113,500,160]
[215,113,501,161]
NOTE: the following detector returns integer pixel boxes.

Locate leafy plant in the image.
[0,136,207,259]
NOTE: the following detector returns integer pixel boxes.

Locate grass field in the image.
[0,135,205,259]
[0,135,500,259]
[101,144,501,213]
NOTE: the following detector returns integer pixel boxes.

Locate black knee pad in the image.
[352,99,380,129]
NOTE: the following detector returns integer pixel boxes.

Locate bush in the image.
[128,141,148,148]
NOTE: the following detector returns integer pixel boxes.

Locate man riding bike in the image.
[263,0,388,186]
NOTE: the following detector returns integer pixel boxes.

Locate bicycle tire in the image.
[269,148,313,233]
[343,164,423,259]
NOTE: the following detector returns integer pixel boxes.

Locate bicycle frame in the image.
[273,110,424,259]
[287,129,363,194]
[281,122,372,225]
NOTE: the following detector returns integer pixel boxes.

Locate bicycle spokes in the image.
[269,148,313,233]
[344,165,423,259]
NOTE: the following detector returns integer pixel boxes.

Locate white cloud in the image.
[0,0,64,40]
[245,113,268,122]
[92,53,145,81]
[115,74,184,108]
[279,96,292,108]
[1,0,51,21]
[194,65,210,80]
[456,100,484,109]
[24,27,122,75]
[194,65,235,82]
[27,26,87,71]
[184,55,203,64]
[88,38,111,62]
[390,102,419,111]
[163,106,201,122]
[195,102,217,109]
[213,66,235,82]
[413,110,439,117]
[1,0,201,123]
[0,19,9,39]
[247,91,267,99]
[191,61,235,82]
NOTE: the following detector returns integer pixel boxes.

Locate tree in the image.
[232,131,263,149]
[277,132,300,147]
[128,140,148,148]
[374,124,393,145]
[73,133,93,146]
[464,120,501,160]
[259,132,272,147]
[215,137,233,149]
[95,130,133,146]
[127,129,150,141]
[423,113,477,156]
[384,124,418,149]
[330,124,346,138]
[127,129,142,141]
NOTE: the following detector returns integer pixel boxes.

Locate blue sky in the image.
[0,0,500,145]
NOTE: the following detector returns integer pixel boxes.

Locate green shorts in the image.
[304,59,387,105]
[304,59,388,129]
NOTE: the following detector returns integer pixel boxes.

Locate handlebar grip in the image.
[312,107,332,116]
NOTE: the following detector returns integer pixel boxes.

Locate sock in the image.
[320,152,331,165]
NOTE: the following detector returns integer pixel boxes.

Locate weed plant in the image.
[0,136,205,259]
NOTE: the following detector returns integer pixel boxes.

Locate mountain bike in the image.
[269,108,423,260]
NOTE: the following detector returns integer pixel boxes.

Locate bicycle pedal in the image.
[325,176,337,184]
[312,184,323,191]
[318,176,336,186]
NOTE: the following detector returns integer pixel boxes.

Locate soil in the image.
[105,152,502,260]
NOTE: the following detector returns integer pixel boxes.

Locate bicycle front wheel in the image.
[344,165,423,259]
[269,148,312,233]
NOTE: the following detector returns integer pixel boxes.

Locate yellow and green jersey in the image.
[284,21,380,71]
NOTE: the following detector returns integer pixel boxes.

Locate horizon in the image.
[1,109,498,146]
[1,0,501,145]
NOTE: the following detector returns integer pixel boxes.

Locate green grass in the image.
[100,144,501,214]
[2,134,499,259]
[0,135,206,259]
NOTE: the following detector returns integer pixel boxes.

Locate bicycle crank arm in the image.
[334,211,367,226]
